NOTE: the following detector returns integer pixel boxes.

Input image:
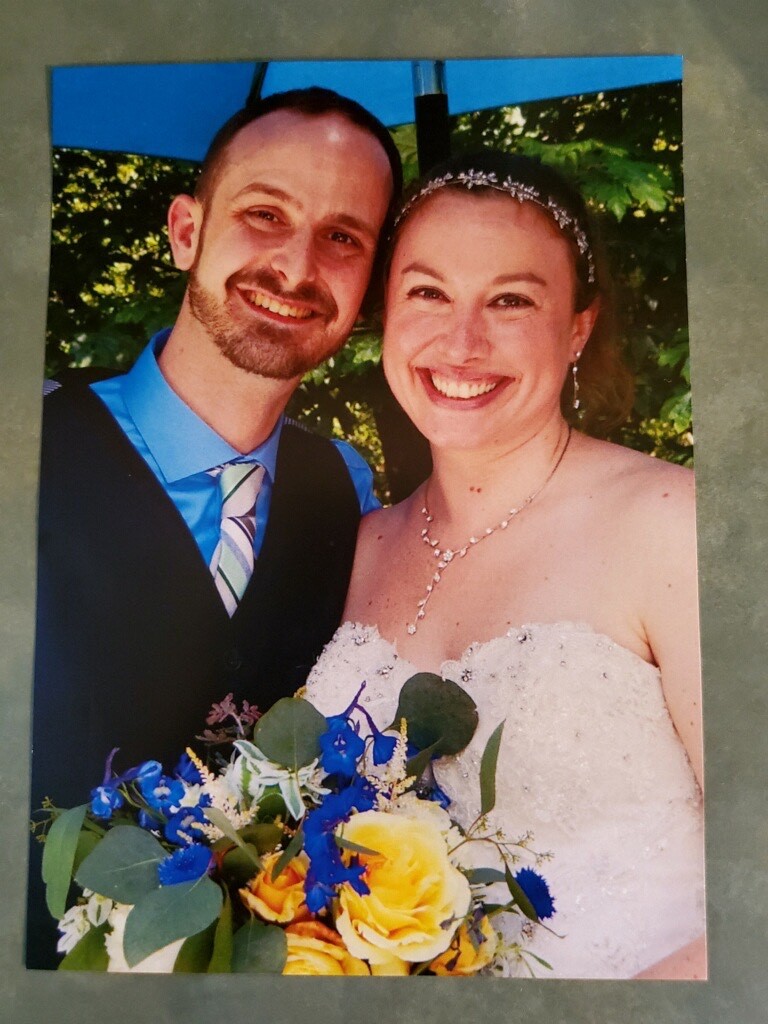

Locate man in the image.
[27,87,401,967]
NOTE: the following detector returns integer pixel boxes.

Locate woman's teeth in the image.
[247,292,313,319]
[429,372,500,399]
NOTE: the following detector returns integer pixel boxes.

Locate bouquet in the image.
[38,673,555,975]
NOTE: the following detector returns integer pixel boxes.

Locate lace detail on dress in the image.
[306,621,705,980]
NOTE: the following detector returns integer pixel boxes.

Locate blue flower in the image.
[371,731,398,766]
[319,715,366,779]
[139,773,184,812]
[138,809,161,831]
[157,844,213,886]
[302,779,376,911]
[89,784,124,820]
[174,753,202,785]
[164,805,207,845]
[514,867,555,920]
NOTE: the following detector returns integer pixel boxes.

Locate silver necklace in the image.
[407,426,573,635]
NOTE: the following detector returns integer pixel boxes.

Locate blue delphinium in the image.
[514,867,556,920]
[174,752,203,785]
[157,844,212,885]
[164,805,207,845]
[90,784,124,819]
[139,771,185,812]
[302,777,377,912]
[319,715,366,780]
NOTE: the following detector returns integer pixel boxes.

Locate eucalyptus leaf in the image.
[123,876,223,967]
[480,720,505,815]
[239,822,284,854]
[42,803,87,919]
[58,921,109,971]
[75,823,165,904]
[231,919,287,973]
[204,807,261,870]
[255,791,287,822]
[208,887,233,973]
[466,867,507,886]
[72,828,101,876]
[390,673,478,756]
[220,845,263,888]
[504,863,539,922]
[253,697,327,769]
[404,741,440,782]
[272,826,304,881]
[173,923,216,973]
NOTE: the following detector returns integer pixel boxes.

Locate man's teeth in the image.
[430,372,500,399]
[247,292,313,319]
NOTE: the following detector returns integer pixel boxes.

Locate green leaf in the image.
[75,825,165,904]
[255,791,288,822]
[58,921,109,971]
[219,844,263,888]
[42,803,87,919]
[253,697,327,769]
[204,807,261,870]
[123,876,223,968]
[239,822,284,854]
[504,863,539,922]
[72,828,101,875]
[404,740,441,781]
[480,720,505,815]
[466,867,507,886]
[335,835,381,858]
[231,920,287,973]
[208,887,233,973]
[173,922,216,973]
[390,673,478,756]
[271,825,304,881]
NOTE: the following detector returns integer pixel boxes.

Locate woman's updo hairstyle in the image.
[387,150,634,435]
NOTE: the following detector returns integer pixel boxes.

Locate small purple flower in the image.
[157,844,213,886]
[514,867,555,920]
[164,805,207,845]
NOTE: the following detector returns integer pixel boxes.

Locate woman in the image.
[306,151,705,979]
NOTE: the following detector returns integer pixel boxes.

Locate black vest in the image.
[27,375,360,967]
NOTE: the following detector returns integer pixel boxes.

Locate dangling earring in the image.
[571,351,584,418]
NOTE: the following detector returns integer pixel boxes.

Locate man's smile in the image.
[237,287,317,322]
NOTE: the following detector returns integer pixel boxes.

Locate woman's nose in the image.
[440,309,489,362]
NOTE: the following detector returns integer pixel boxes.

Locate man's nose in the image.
[269,229,318,290]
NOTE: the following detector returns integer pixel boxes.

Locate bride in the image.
[306,151,705,980]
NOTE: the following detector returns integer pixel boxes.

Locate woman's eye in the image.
[408,286,447,301]
[493,293,533,309]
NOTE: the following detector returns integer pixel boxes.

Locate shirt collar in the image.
[121,329,283,484]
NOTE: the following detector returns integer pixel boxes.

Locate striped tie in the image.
[208,462,265,616]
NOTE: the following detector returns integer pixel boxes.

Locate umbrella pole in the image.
[412,61,451,174]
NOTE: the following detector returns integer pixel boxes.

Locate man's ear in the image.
[167,194,203,271]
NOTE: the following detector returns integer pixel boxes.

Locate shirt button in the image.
[223,648,243,671]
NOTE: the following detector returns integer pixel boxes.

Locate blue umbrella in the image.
[51,56,682,167]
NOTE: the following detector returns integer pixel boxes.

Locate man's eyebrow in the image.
[233,182,298,205]
[232,183,377,241]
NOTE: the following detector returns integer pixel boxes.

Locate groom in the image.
[27,87,401,967]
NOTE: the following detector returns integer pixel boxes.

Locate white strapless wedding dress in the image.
[306,620,705,979]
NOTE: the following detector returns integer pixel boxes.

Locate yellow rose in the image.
[335,810,471,967]
[429,916,499,975]
[239,851,310,923]
[283,921,371,976]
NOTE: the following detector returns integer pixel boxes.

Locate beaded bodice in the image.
[306,621,705,979]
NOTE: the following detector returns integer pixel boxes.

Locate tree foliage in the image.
[45,82,692,504]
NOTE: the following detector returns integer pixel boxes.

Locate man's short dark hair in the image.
[194,86,403,317]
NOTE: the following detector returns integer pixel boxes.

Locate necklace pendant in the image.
[407,623,417,635]
[443,549,454,562]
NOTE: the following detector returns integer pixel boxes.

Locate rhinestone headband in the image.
[394,169,596,284]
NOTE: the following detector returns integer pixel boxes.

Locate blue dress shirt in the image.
[91,330,380,567]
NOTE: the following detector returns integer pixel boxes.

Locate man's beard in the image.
[187,268,342,380]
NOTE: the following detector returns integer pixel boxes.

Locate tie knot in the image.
[213,462,264,517]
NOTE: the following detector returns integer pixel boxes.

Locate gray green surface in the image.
[1,1,765,1021]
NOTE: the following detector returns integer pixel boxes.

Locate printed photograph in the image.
[28,56,705,979]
